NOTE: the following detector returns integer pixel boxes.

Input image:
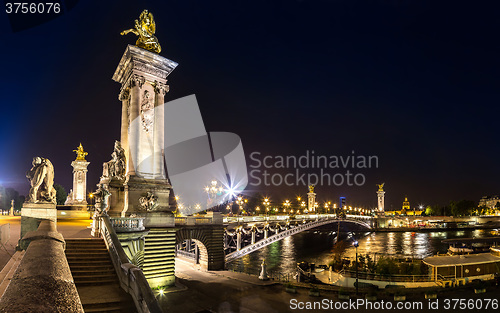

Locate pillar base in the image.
[18,202,57,250]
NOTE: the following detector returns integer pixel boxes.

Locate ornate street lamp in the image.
[353,240,359,295]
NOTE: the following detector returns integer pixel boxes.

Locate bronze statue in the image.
[26,157,56,204]
[377,183,385,191]
[121,10,161,54]
[73,143,88,161]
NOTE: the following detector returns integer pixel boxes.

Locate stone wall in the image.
[0,220,84,312]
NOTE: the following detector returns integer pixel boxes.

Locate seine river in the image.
[225,228,498,277]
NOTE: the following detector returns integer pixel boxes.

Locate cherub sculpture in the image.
[121,10,161,54]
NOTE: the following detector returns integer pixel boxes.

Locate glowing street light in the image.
[353,240,359,295]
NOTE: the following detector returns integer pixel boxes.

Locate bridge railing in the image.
[175,216,214,225]
[339,269,432,282]
[223,214,373,224]
[110,217,145,232]
[100,214,162,313]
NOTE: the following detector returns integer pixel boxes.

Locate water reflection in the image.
[226,229,495,275]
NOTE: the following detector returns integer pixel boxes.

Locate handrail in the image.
[100,214,162,313]
[339,270,433,282]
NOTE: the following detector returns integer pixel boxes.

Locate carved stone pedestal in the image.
[19,202,57,249]
[106,175,173,219]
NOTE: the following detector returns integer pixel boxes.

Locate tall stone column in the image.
[119,89,130,174]
[377,184,385,215]
[66,144,89,207]
[153,81,169,179]
[127,74,144,177]
[109,45,177,217]
[307,192,316,213]
[71,159,90,204]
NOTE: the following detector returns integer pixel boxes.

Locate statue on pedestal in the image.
[102,141,126,180]
[26,157,56,204]
[92,184,111,215]
[64,189,74,205]
[73,143,88,161]
[120,10,161,54]
[308,184,315,193]
[377,183,385,192]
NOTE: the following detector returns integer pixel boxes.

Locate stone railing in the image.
[100,215,162,313]
[174,212,223,226]
[0,220,84,312]
[110,217,145,232]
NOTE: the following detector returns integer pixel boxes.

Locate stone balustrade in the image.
[110,217,145,232]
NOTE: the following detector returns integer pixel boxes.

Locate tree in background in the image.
[449,200,476,216]
[53,183,67,205]
[0,187,25,212]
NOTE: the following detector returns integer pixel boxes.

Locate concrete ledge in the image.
[0,220,84,312]
[18,218,64,251]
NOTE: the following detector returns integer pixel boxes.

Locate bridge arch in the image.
[176,226,225,270]
[225,217,372,263]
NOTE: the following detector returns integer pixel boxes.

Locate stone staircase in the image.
[65,238,136,313]
[143,228,176,287]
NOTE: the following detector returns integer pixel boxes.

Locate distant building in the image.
[384,196,423,216]
[479,196,500,210]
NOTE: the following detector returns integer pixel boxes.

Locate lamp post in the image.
[284,200,290,215]
[263,197,270,217]
[353,240,359,295]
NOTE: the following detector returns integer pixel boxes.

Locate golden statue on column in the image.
[73,143,88,161]
[121,10,162,54]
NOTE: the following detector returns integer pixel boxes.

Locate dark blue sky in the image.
[1,0,499,209]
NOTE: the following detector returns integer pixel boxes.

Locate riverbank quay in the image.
[169,260,500,313]
[372,226,500,232]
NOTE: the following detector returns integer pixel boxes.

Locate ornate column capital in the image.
[119,88,130,101]
[153,81,169,95]
[130,74,146,89]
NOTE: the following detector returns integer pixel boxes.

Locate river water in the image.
[225,228,499,277]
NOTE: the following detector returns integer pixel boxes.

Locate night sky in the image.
[1,0,499,209]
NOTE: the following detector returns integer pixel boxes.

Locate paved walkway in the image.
[0,216,92,270]
[162,259,500,313]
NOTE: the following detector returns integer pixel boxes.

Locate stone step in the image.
[71,269,115,277]
[75,279,119,286]
[69,264,114,270]
[145,237,174,242]
[68,259,113,267]
[143,253,174,260]
[144,239,174,245]
[143,268,173,276]
[143,256,174,263]
[144,271,174,279]
[77,284,136,312]
[146,232,175,239]
[142,260,173,268]
[83,299,136,313]
[66,252,109,262]
[65,245,106,250]
[144,249,174,255]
